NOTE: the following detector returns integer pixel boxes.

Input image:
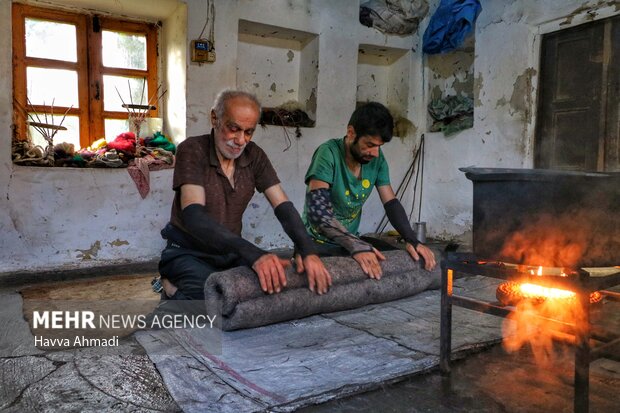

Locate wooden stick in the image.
[128,79,134,112]
[122,104,156,111]
[115,86,131,113]
[50,105,73,141]
[139,77,146,108]
[27,97,45,126]
[51,98,55,129]
[28,122,67,131]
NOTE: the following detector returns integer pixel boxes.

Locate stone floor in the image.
[1,270,619,412]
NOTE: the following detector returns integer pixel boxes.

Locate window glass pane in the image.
[27,67,79,108]
[102,30,147,70]
[25,18,77,62]
[103,75,148,112]
[28,114,80,149]
[104,118,130,141]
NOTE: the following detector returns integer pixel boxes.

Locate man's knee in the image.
[159,253,217,299]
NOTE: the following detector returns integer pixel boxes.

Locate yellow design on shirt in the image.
[345,190,350,196]
[362,179,371,189]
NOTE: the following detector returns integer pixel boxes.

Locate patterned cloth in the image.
[127,149,175,198]
[305,188,373,255]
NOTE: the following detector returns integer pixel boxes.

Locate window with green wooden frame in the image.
[12,3,159,151]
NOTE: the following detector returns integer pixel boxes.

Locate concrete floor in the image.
[1,273,619,412]
[300,343,620,413]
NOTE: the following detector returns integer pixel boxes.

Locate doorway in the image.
[535,15,619,172]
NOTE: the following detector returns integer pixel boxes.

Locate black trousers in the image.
[158,223,243,301]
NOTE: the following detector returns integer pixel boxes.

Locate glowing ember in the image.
[497,281,603,306]
[520,282,577,300]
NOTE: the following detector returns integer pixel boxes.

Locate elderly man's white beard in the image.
[221,140,247,159]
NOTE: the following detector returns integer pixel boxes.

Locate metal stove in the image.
[440,168,620,413]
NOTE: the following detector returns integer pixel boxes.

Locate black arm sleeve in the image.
[273,201,317,258]
[384,198,420,247]
[306,188,373,255]
[181,203,267,266]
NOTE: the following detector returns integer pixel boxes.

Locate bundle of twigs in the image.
[14,97,72,166]
[115,79,167,155]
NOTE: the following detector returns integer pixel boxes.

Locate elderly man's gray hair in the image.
[212,89,262,119]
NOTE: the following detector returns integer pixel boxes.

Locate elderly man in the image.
[302,102,436,279]
[156,89,331,303]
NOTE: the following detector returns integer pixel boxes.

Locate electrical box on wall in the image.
[191,39,216,63]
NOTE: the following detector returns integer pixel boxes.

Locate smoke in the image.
[469,171,620,267]
[498,208,619,268]
[499,213,586,268]
[467,170,619,365]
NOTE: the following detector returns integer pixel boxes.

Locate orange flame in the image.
[518,282,577,300]
[499,275,602,366]
[502,298,580,366]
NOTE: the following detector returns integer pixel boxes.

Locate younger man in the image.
[302,102,436,279]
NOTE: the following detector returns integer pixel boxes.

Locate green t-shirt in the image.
[302,137,390,244]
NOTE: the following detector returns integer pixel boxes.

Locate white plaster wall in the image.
[176,0,421,252]
[419,0,620,247]
[162,2,187,144]
[357,56,391,104]
[0,0,176,274]
[236,32,304,108]
[0,0,419,273]
[0,0,16,270]
[2,0,616,274]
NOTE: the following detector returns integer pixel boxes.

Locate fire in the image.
[499,264,603,366]
[497,281,602,305]
[497,265,602,305]
[519,282,578,300]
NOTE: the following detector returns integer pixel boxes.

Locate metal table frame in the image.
[439,253,620,413]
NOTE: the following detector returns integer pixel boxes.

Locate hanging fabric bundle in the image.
[422,0,481,54]
[360,0,429,35]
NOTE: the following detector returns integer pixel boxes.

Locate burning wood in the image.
[496,281,603,306]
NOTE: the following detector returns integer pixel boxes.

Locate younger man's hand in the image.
[352,248,386,279]
[295,254,332,294]
[252,253,290,294]
[405,243,436,271]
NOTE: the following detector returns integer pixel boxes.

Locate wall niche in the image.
[237,19,318,127]
[357,44,411,137]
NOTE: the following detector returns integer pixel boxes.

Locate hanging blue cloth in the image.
[422,0,481,54]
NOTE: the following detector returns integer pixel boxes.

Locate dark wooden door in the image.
[535,15,620,172]
[606,19,620,171]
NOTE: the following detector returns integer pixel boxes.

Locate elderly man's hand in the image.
[252,253,290,294]
[405,243,436,271]
[352,248,386,279]
[295,254,332,294]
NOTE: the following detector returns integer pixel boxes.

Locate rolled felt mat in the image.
[205,249,441,331]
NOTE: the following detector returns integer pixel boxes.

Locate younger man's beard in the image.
[350,142,371,165]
